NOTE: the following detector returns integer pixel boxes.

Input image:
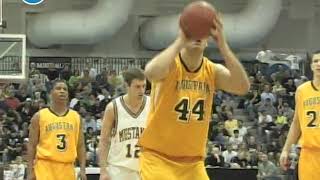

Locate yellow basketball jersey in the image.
[297,81,320,149]
[139,54,216,157]
[36,108,80,163]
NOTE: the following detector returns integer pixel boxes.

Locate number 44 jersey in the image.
[107,95,150,171]
[139,54,216,158]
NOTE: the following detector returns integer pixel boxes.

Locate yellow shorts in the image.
[299,149,320,180]
[139,150,209,180]
[34,159,76,180]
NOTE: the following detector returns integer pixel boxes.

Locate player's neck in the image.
[181,49,203,71]
[123,94,143,108]
[50,103,68,116]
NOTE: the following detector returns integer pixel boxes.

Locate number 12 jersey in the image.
[107,95,150,171]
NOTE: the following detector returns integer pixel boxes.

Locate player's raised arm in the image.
[98,102,116,180]
[144,30,189,82]
[211,14,250,95]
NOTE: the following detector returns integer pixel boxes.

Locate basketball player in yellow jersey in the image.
[27,80,87,180]
[280,51,320,180]
[139,13,250,180]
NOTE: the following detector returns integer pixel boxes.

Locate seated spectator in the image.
[219,104,233,121]
[272,81,284,94]
[282,102,294,120]
[210,122,229,142]
[205,146,225,167]
[224,111,239,136]
[257,153,279,180]
[275,109,288,128]
[238,120,248,137]
[231,151,249,168]
[245,89,260,121]
[267,140,281,154]
[229,129,244,147]
[283,78,296,96]
[247,136,259,151]
[222,144,238,165]
[258,98,277,118]
[260,84,276,104]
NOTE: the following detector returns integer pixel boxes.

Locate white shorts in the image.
[107,165,140,180]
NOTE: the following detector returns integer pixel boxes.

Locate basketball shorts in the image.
[107,165,140,180]
[299,148,320,180]
[34,159,75,180]
[139,150,209,180]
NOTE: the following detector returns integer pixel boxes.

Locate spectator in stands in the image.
[80,68,93,86]
[267,140,281,154]
[205,146,225,167]
[260,84,276,104]
[0,137,8,163]
[68,69,81,89]
[4,86,20,110]
[272,80,284,95]
[15,84,30,102]
[245,89,261,121]
[231,150,249,168]
[222,144,238,166]
[219,104,233,121]
[247,136,259,151]
[229,129,244,147]
[238,120,248,138]
[271,65,290,84]
[60,65,72,81]
[83,113,97,133]
[224,111,239,136]
[257,153,279,180]
[46,63,59,82]
[210,122,229,143]
[275,109,288,129]
[258,98,277,118]
[283,78,296,95]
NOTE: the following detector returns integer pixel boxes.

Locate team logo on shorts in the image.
[22,0,44,5]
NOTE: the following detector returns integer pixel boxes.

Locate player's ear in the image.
[125,82,130,89]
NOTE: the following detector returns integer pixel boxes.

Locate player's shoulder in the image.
[68,108,80,115]
[296,81,311,92]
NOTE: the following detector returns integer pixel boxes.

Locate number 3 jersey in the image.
[107,95,150,171]
[36,108,80,163]
[139,54,216,157]
[297,81,320,149]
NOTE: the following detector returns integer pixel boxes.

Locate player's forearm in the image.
[98,139,111,169]
[219,43,250,95]
[27,144,36,175]
[282,116,301,152]
[77,140,86,171]
[144,39,183,81]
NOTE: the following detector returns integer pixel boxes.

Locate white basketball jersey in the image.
[107,95,150,171]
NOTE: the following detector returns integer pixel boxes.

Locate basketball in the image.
[179,1,216,40]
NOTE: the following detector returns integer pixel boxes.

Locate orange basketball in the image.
[179,1,216,40]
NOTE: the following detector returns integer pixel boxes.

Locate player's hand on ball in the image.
[210,13,226,48]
